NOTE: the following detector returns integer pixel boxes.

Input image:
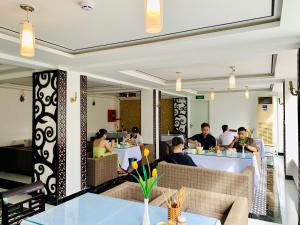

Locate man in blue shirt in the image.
[188,122,216,150]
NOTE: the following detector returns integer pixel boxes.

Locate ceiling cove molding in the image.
[160,90,187,98]
[119,70,167,85]
[0,71,34,81]
[0,52,55,69]
[165,73,275,86]
[197,87,272,94]
[87,89,138,94]
[0,83,32,91]
[0,0,281,55]
[84,72,151,90]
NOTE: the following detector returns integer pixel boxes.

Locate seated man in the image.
[188,122,216,150]
[218,124,237,146]
[228,127,258,153]
[127,127,144,148]
[165,137,196,167]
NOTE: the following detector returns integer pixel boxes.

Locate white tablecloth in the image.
[114,146,142,170]
[188,153,260,189]
[254,138,265,159]
[161,134,184,142]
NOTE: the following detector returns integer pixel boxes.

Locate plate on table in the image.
[187,149,196,154]
[156,222,168,225]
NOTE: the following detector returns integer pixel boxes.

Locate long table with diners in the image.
[21,193,221,225]
[186,149,260,189]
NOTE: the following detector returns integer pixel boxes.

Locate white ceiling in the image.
[0,0,277,51]
[0,0,298,96]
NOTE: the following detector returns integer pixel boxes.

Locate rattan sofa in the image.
[87,154,118,187]
[101,182,176,206]
[157,161,253,209]
[158,188,248,225]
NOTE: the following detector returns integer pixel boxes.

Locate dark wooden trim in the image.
[80,75,87,190]
[283,80,286,176]
[285,175,294,181]
[297,48,300,221]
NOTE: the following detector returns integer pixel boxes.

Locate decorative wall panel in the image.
[80,75,87,190]
[32,70,67,201]
[173,98,188,137]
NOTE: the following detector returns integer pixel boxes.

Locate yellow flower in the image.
[152,168,157,177]
[132,161,138,170]
[144,148,150,157]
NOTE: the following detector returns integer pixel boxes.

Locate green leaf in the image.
[145,174,164,198]
[142,165,148,195]
[130,173,146,197]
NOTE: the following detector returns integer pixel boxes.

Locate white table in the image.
[161,134,184,142]
[114,146,142,170]
[187,151,260,189]
[254,138,265,159]
[21,194,221,225]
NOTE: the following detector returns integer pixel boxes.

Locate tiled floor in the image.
[249,156,298,225]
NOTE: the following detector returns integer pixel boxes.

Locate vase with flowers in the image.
[131,148,163,225]
[240,137,248,157]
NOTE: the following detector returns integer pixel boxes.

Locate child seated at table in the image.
[165,137,196,167]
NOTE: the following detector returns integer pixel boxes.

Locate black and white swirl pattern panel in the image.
[173,98,188,137]
[32,70,67,200]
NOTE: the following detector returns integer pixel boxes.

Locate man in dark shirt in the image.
[165,137,196,167]
[188,122,216,150]
[229,127,258,153]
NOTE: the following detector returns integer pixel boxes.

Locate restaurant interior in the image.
[0,0,299,225]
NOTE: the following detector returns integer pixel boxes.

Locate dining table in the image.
[186,149,260,189]
[21,193,221,225]
[253,138,265,159]
[114,145,142,170]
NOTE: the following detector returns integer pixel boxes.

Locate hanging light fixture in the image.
[20,4,35,57]
[176,72,182,92]
[245,86,250,99]
[210,89,215,101]
[228,66,236,89]
[145,0,163,33]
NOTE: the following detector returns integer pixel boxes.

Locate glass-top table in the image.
[21,193,221,225]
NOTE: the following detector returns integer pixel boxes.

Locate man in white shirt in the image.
[129,127,144,147]
[218,125,237,146]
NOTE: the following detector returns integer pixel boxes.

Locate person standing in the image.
[218,124,237,146]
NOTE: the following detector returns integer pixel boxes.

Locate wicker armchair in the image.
[101,182,176,206]
[87,154,118,187]
[157,161,253,209]
[158,188,248,225]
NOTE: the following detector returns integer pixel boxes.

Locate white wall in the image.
[66,71,81,196]
[0,87,32,146]
[87,96,120,140]
[285,79,298,187]
[141,90,154,144]
[209,91,274,138]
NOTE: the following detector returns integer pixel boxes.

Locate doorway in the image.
[189,100,209,136]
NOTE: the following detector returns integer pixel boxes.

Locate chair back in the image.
[0,181,45,225]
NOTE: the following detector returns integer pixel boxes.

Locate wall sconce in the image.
[20,90,25,102]
[92,99,96,106]
[70,92,77,103]
[289,81,300,96]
